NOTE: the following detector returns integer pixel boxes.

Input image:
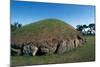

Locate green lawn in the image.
[11,35,95,66]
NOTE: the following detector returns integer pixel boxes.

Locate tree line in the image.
[11,22,22,32]
[76,23,95,35]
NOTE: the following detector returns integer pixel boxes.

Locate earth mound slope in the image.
[11,19,84,55]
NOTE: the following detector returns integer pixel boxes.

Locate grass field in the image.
[11,35,95,66]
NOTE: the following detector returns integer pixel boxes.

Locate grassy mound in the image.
[11,19,82,46]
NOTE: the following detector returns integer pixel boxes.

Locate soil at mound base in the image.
[11,19,82,46]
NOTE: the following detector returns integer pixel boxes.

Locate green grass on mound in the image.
[11,35,95,66]
[11,19,82,45]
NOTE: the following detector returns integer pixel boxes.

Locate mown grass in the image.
[11,35,95,66]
